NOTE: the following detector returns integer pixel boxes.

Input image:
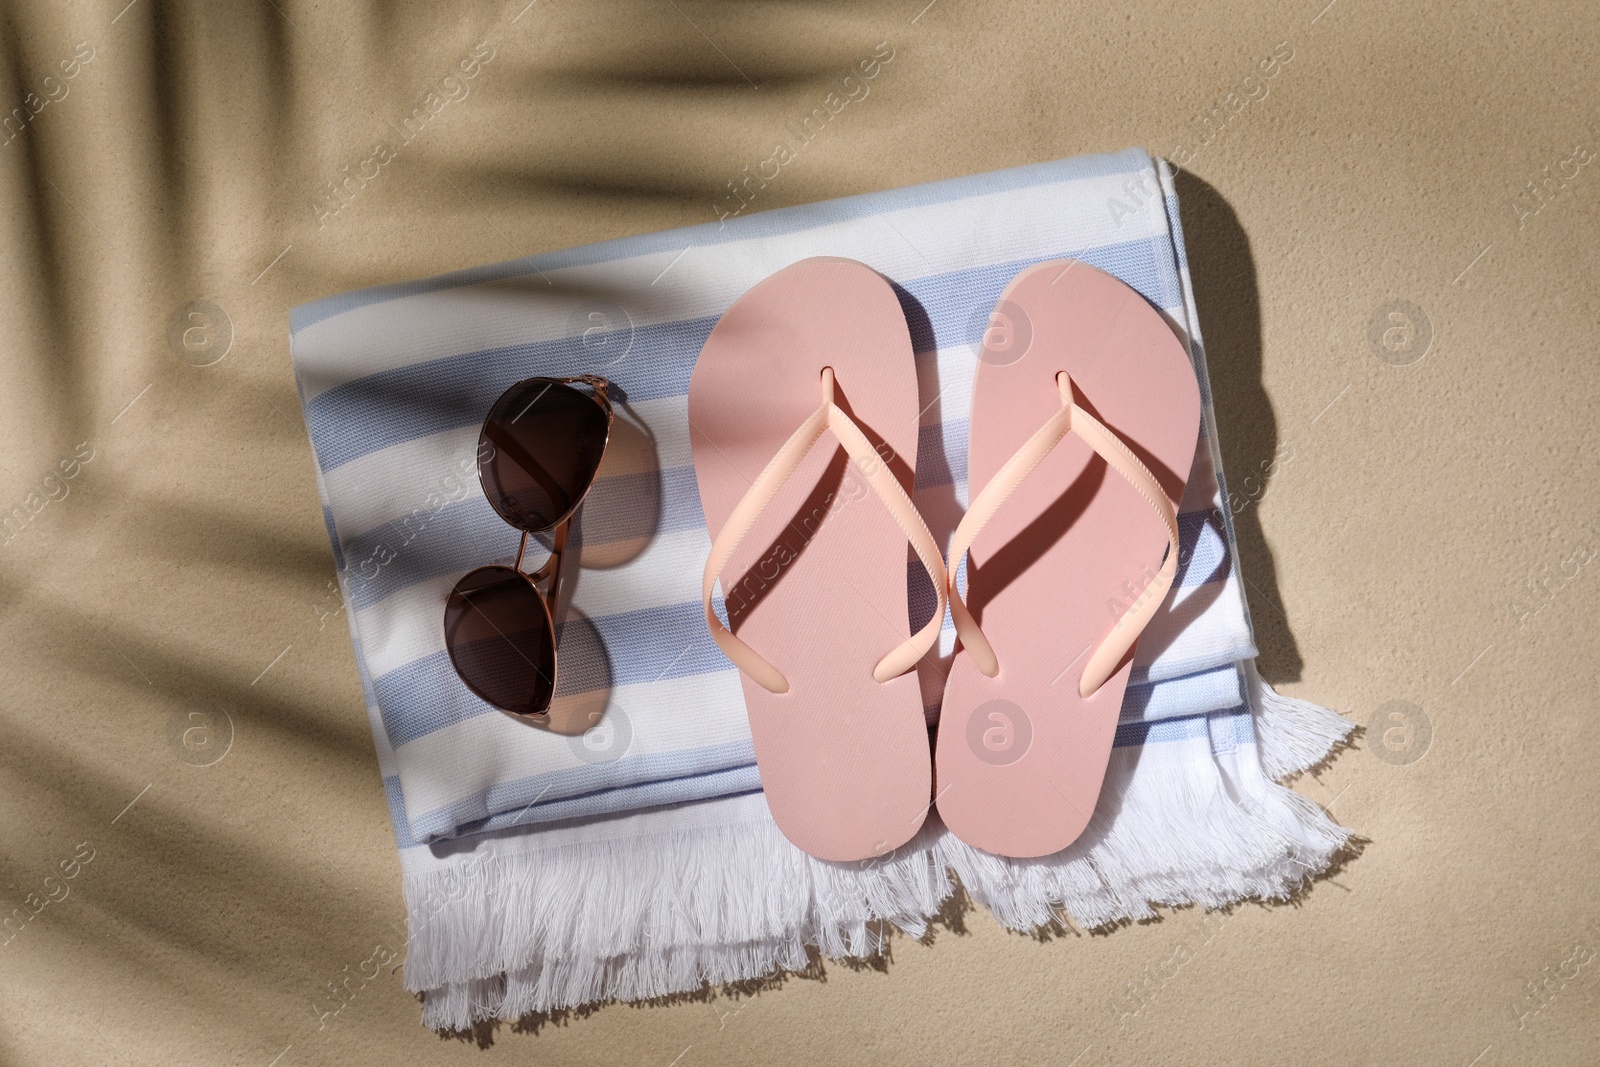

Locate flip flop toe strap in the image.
[702,367,950,694]
[948,372,1181,698]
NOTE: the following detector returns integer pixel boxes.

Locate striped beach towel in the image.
[290,149,1353,1029]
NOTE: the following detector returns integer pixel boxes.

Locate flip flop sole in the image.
[690,257,933,861]
[936,260,1201,858]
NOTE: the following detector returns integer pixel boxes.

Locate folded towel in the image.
[291,147,1257,846]
[290,150,1354,1030]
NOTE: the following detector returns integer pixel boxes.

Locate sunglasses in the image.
[443,375,613,721]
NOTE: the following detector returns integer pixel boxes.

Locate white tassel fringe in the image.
[409,680,1353,1031]
[1246,662,1357,780]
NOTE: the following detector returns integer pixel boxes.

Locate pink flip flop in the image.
[689,257,948,861]
[936,259,1202,858]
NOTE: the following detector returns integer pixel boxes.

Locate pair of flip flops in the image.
[689,257,1200,861]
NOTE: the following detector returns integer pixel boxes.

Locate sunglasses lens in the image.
[444,566,556,715]
[480,379,609,531]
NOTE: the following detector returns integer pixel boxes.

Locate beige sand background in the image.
[1,0,1597,1063]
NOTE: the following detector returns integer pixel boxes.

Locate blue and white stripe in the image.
[292,147,1257,844]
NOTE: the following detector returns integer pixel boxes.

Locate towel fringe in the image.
[1245,662,1357,780]
[406,808,951,1028]
[941,731,1349,934]
[410,683,1352,1031]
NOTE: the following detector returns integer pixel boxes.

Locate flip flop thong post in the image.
[690,257,947,862]
[936,259,1202,858]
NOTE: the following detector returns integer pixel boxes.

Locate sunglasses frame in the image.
[445,374,614,722]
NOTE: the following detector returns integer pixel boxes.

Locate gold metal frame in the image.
[448,374,614,721]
